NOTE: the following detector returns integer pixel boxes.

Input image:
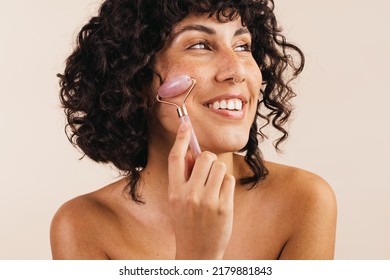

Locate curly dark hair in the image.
[58,0,304,202]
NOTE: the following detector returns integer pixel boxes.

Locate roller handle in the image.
[180,115,201,158]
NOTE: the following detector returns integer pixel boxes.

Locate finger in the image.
[203,161,227,200]
[185,150,195,181]
[168,123,191,189]
[187,151,217,187]
[219,174,235,206]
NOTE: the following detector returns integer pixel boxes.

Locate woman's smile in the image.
[202,93,247,119]
[152,13,262,153]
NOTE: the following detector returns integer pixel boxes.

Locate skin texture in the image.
[50,15,337,260]
[150,14,262,155]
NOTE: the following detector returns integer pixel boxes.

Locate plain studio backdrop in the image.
[0,0,389,259]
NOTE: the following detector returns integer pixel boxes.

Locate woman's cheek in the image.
[156,104,182,134]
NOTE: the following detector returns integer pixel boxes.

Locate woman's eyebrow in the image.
[172,25,250,40]
[172,24,216,40]
[234,27,250,37]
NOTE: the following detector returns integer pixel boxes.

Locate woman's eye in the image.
[234,43,252,52]
[189,41,210,50]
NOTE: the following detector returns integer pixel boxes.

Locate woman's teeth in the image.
[207,99,243,111]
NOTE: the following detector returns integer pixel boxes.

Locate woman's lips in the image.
[203,93,247,105]
[205,106,245,118]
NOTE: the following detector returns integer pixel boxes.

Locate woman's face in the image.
[151,13,262,154]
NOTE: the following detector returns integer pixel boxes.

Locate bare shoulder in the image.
[50,179,127,259]
[264,161,337,259]
[264,161,336,207]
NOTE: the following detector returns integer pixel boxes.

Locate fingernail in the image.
[179,123,189,132]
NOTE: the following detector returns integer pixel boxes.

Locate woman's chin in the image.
[199,138,249,155]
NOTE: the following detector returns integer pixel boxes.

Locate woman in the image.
[51,0,337,259]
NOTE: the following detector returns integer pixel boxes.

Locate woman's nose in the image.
[215,48,246,85]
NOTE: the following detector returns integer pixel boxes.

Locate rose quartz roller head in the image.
[157,75,201,157]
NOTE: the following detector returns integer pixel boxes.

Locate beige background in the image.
[0,0,389,259]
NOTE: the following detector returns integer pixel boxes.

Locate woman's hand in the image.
[168,123,235,259]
